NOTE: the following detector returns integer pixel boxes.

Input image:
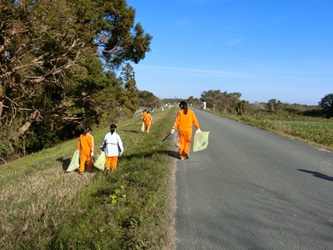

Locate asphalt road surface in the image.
[175,109,333,250]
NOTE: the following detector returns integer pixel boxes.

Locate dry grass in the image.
[0,107,179,250]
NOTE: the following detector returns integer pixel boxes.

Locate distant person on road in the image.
[100,124,124,173]
[171,101,201,160]
[143,110,153,133]
[77,127,94,175]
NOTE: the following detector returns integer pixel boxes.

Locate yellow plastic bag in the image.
[193,130,210,152]
[94,151,106,170]
[141,122,145,132]
[66,150,80,172]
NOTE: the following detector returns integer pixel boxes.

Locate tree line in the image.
[187,90,333,118]
[0,0,152,162]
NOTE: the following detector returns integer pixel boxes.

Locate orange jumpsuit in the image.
[143,113,153,133]
[77,133,94,173]
[141,111,147,132]
[172,109,199,159]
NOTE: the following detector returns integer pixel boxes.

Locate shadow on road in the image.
[298,169,333,182]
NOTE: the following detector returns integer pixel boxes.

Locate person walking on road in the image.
[77,127,94,174]
[100,124,124,173]
[171,101,201,160]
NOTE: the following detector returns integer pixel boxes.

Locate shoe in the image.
[79,172,83,175]
[184,153,189,159]
[180,157,185,160]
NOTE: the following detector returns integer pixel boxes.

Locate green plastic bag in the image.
[193,130,210,152]
[94,151,106,170]
[66,150,80,172]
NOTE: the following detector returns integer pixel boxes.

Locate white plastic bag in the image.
[193,130,210,152]
[66,150,80,172]
[94,151,106,170]
[172,130,179,147]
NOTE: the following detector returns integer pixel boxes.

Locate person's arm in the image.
[171,112,180,134]
[192,111,200,130]
[172,111,180,130]
[89,134,94,157]
[77,137,81,151]
[117,135,124,155]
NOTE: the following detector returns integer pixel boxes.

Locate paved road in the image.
[175,109,333,250]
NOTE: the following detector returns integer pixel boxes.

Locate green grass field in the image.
[235,115,333,150]
[2,106,332,249]
[0,107,178,250]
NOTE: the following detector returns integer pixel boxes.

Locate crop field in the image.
[229,113,333,150]
[274,121,333,146]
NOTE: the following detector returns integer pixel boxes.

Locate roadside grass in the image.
[0,107,178,250]
[210,110,333,151]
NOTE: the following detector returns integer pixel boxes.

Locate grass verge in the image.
[208,110,333,151]
[0,107,178,250]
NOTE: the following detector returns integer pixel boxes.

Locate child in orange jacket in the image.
[77,127,94,174]
[141,109,147,132]
[143,110,153,133]
[171,101,200,160]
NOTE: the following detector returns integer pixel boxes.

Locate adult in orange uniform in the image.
[77,127,94,174]
[143,110,153,133]
[171,101,201,160]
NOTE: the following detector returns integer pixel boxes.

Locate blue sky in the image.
[127,0,332,105]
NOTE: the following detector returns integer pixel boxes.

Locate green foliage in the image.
[319,93,333,118]
[0,0,152,160]
[0,125,17,159]
[139,90,163,108]
[120,63,139,112]
[200,89,242,114]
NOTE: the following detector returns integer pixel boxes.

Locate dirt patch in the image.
[163,158,177,250]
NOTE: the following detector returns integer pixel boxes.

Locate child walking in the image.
[101,124,124,172]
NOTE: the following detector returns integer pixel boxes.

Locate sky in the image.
[126,0,333,105]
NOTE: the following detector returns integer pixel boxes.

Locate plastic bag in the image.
[172,130,179,147]
[94,151,106,170]
[66,150,80,172]
[193,130,210,152]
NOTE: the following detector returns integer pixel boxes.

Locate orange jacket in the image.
[143,113,152,124]
[77,133,94,154]
[172,109,199,133]
[142,111,147,121]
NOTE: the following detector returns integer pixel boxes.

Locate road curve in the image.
[175,109,333,250]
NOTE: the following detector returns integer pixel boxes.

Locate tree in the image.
[120,63,138,112]
[200,90,242,114]
[138,90,162,108]
[267,99,277,112]
[319,93,333,118]
[0,0,152,158]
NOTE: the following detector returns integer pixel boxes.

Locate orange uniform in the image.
[172,108,199,159]
[143,112,153,133]
[77,132,94,173]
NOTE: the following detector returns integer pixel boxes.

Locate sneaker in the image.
[79,172,83,175]
[180,157,185,160]
[184,153,189,159]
